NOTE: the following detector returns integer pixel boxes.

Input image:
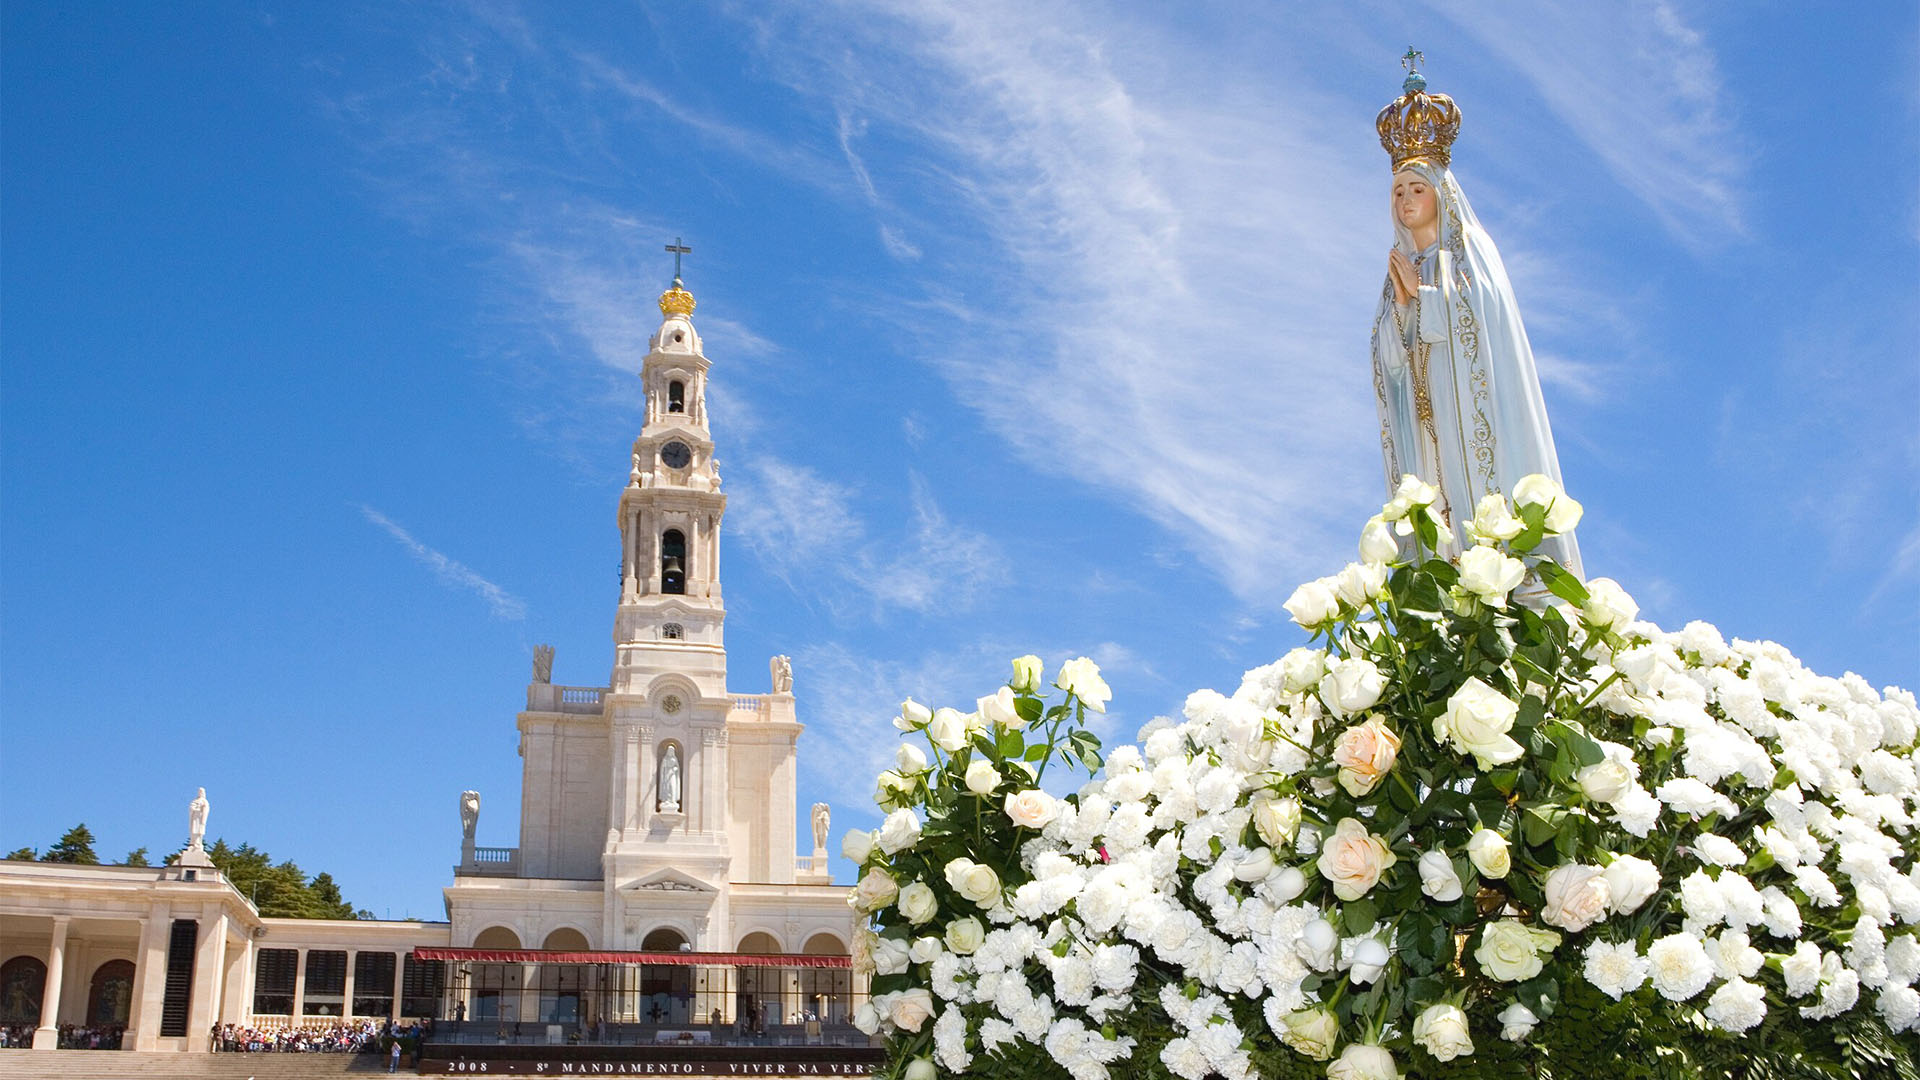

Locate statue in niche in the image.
[1369,52,1582,576]
[810,802,830,853]
[531,645,555,685]
[187,787,210,853]
[770,654,793,694]
[658,745,682,813]
[460,791,481,841]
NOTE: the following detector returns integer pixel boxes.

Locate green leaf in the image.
[1023,743,1049,763]
[1015,696,1044,724]
[1537,561,1591,606]
[1342,898,1379,935]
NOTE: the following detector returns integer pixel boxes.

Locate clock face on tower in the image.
[660,440,692,469]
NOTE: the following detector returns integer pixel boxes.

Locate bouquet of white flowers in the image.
[847,478,1920,1080]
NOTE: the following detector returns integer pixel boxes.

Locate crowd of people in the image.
[211,1017,431,1056]
[0,1024,126,1049]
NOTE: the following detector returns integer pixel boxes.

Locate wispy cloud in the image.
[359,505,526,619]
[729,460,1004,615]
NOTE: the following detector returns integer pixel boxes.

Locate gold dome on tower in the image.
[1376,48,1461,171]
[658,276,696,318]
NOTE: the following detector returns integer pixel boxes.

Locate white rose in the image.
[1603,855,1661,914]
[1434,678,1524,768]
[1393,473,1439,509]
[1469,493,1525,544]
[1279,648,1329,693]
[1467,829,1511,879]
[1335,560,1388,608]
[1010,654,1043,693]
[841,828,875,865]
[876,808,922,854]
[944,916,985,955]
[1004,789,1059,829]
[1359,515,1400,564]
[903,1059,936,1080]
[1457,545,1527,607]
[1252,794,1302,848]
[852,868,899,913]
[1278,1007,1339,1061]
[1318,817,1397,901]
[1540,864,1612,932]
[908,936,943,965]
[1497,1002,1538,1042]
[898,881,939,925]
[943,858,1001,905]
[978,686,1023,730]
[1412,1002,1474,1062]
[896,697,932,732]
[875,770,912,795]
[1475,921,1560,982]
[1283,579,1339,628]
[1512,473,1583,533]
[1233,846,1276,883]
[885,988,935,1033]
[1326,1042,1399,1080]
[1334,715,1402,796]
[1298,918,1338,970]
[1577,758,1634,804]
[1582,578,1639,631]
[1055,657,1112,713]
[927,707,972,753]
[872,935,911,975]
[1270,866,1308,902]
[1419,850,1464,902]
[964,760,999,796]
[897,742,928,774]
[852,1000,880,1035]
[1349,937,1390,984]
[1323,656,1388,716]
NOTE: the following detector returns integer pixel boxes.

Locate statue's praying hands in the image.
[1388,247,1420,307]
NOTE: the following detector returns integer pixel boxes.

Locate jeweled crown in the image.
[658,276,696,318]
[1376,51,1461,170]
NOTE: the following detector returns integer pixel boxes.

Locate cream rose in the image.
[1333,716,1402,796]
[1474,921,1561,982]
[944,916,984,955]
[1298,918,1338,970]
[926,707,972,753]
[1278,1007,1339,1060]
[884,988,935,1032]
[896,742,928,774]
[1004,789,1059,829]
[1603,854,1661,914]
[1496,1002,1538,1042]
[943,858,1002,905]
[978,686,1023,730]
[898,881,939,925]
[1577,758,1634,804]
[903,1059,937,1080]
[1349,937,1389,984]
[1279,647,1329,693]
[1419,850,1464,901]
[1540,864,1612,932]
[1010,654,1043,693]
[1467,829,1511,879]
[896,697,932,731]
[876,808,922,854]
[1434,678,1524,768]
[1335,560,1388,608]
[1055,657,1112,713]
[1283,579,1339,628]
[1359,515,1400,564]
[1582,578,1639,631]
[1323,656,1388,716]
[841,828,875,865]
[1469,492,1525,544]
[1317,817,1397,901]
[1233,846,1276,883]
[1252,794,1302,848]
[1326,1042,1400,1080]
[964,760,999,796]
[1513,473,1583,533]
[1457,545,1527,607]
[852,868,899,913]
[1412,1002,1474,1062]
[871,936,911,976]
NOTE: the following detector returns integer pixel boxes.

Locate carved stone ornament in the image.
[637,879,702,892]
[661,694,683,715]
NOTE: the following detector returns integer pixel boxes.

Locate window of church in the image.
[661,530,687,594]
[252,949,297,1016]
[662,622,684,640]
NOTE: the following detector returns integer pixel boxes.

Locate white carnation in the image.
[1703,978,1766,1032]
[1647,933,1714,1001]
[1582,940,1649,1000]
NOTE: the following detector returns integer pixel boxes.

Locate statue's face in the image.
[1392,171,1438,234]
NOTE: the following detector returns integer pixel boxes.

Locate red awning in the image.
[412,948,851,968]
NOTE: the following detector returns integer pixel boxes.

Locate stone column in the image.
[341,949,357,1019]
[127,904,171,1050]
[389,953,403,1023]
[292,947,309,1024]
[187,913,228,1045]
[633,726,653,830]
[31,916,70,1049]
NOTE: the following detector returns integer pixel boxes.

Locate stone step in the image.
[0,1051,402,1079]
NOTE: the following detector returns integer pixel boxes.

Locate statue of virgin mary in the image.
[1368,56,1582,578]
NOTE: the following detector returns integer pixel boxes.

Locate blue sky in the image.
[3,1,1915,920]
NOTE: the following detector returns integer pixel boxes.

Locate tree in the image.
[123,847,150,867]
[3,846,35,861]
[42,823,99,864]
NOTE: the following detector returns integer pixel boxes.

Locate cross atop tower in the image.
[665,238,692,283]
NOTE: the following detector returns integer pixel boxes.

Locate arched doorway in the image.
[735,932,783,1032]
[801,933,851,1025]
[539,929,590,1024]
[86,959,135,1027]
[639,928,690,1025]
[0,956,46,1027]
[468,927,522,1022]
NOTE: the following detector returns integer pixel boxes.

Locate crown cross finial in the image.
[1401,46,1423,74]
[657,238,697,318]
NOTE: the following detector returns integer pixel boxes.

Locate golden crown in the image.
[1376,51,1461,170]
[658,277,696,318]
